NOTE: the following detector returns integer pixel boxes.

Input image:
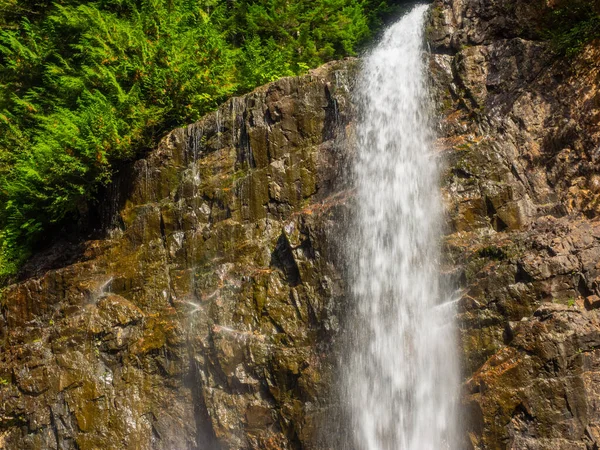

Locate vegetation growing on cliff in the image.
[0,0,408,279]
[547,0,600,57]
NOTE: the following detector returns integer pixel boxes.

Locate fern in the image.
[0,0,404,279]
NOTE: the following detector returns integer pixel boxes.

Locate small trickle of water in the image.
[215,109,222,149]
[191,125,203,189]
[344,5,460,450]
[91,276,113,303]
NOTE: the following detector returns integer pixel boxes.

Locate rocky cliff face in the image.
[2,1,600,449]
[0,60,357,449]
[428,0,600,448]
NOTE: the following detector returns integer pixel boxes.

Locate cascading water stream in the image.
[345,5,459,449]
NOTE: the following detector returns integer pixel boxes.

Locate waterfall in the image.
[345,5,460,449]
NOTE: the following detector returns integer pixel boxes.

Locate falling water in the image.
[345,5,459,450]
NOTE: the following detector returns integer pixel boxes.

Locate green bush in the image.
[546,1,600,57]
[0,0,406,280]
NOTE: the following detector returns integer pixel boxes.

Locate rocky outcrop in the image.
[428,0,600,448]
[2,1,600,449]
[0,60,357,449]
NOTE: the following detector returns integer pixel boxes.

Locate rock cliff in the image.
[2,1,600,449]
[429,0,600,448]
[0,60,357,449]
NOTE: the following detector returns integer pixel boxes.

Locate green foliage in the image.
[477,245,506,261]
[0,0,398,279]
[546,1,600,57]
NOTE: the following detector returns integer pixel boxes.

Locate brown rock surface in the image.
[0,60,357,449]
[429,0,600,448]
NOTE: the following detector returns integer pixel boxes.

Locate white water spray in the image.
[345,5,459,449]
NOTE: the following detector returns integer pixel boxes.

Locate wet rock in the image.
[0,60,357,449]
[430,0,600,447]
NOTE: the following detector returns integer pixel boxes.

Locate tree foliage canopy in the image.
[0,0,405,278]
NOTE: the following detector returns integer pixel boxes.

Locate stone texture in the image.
[0,59,357,449]
[428,0,600,448]
[2,1,600,448]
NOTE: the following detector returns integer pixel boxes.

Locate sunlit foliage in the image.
[0,0,406,278]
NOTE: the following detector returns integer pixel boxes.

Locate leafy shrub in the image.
[546,1,600,57]
[0,0,407,280]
